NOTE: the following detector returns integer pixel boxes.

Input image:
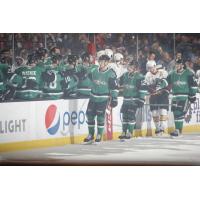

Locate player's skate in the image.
[83,134,94,144]
[119,132,126,140]
[95,134,102,143]
[155,129,163,137]
[170,129,181,138]
[155,129,164,137]
[125,132,132,139]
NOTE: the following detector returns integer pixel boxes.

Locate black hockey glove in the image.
[60,68,76,77]
[60,79,69,90]
[42,71,55,83]
[110,97,118,108]
[188,96,196,103]
[26,79,37,89]
[108,77,118,90]
[4,85,16,100]
[75,69,87,81]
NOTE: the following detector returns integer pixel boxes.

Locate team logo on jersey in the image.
[93,79,106,86]
[124,84,135,89]
[174,80,186,87]
[45,104,60,135]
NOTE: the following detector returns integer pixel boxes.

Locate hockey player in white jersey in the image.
[196,69,200,92]
[145,61,169,136]
[109,53,127,78]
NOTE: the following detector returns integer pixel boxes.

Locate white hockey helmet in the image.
[196,70,200,78]
[146,60,156,70]
[105,49,113,60]
[97,50,106,59]
[114,53,124,62]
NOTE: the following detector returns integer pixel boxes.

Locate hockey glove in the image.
[108,77,118,90]
[60,79,69,90]
[60,68,76,77]
[188,96,196,103]
[110,97,118,108]
[42,71,55,83]
[4,85,16,100]
[75,69,87,81]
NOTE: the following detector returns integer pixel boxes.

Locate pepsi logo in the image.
[45,104,60,135]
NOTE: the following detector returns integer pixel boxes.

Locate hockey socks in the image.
[127,123,135,135]
[122,122,128,133]
[174,120,183,133]
[88,126,95,137]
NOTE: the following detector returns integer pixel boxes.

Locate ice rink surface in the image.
[1,133,200,165]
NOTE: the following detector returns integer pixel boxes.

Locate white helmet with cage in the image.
[105,49,113,60]
[146,60,156,70]
[114,53,124,62]
[97,50,106,59]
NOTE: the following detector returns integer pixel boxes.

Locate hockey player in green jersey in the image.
[61,55,80,98]
[36,48,50,68]
[167,59,198,137]
[119,60,147,139]
[0,70,6,101]
[0,56,13,81]
[42,54,66,100]
[83,54,119,143]
[76,53,98,98]
[0,57,11,101]
[8,54,43,100]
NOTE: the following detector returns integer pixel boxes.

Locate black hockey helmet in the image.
[67,54,78,64]
[128,60,139,68]
[51,54,62,64]
[81,52,90,62]
[98,54,110,61]
[27,54,38,65]
[175,58,186,69]
[36,48,48,59]
[175,58,183,65]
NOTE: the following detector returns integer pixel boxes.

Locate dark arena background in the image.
[0,33,200,165]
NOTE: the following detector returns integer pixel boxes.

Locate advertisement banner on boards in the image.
[0,99,89,144]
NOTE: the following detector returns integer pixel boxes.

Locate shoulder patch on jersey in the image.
[109,68,117,77]
[186,68,195,75]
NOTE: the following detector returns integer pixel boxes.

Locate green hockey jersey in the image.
[0,70,6,95]
[167,68,198,100]
[0,63,11,81]
[76,64,97,97]
[42,64,65,100]
[119,71,146,103]
[89,67,118,103]
[61,64,79,98]
[11,65,44,100]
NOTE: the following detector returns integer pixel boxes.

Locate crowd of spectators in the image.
[1,33,200,74]
[0,33,200,102]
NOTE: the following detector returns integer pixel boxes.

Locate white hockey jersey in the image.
[145,69,168,86]
[196,70,200,85]
[108,62,127,78]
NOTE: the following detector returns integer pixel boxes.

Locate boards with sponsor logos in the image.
[0,99,89,144]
